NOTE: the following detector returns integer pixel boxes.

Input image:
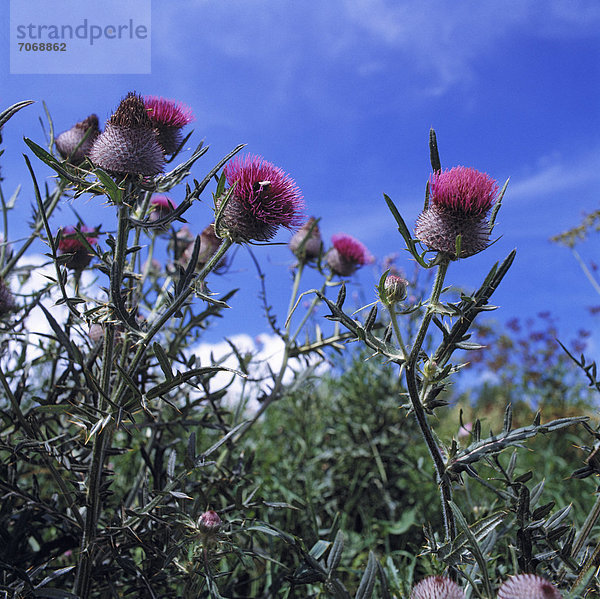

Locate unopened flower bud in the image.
[289,217,322,261]
[88,323,104,343]
[383,273,408,304]
[55,114,100,165]
[198,510,222,535]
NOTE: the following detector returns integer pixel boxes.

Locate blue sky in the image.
[2,0,600,351]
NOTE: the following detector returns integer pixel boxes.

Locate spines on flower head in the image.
[88,92,165,177]
[218,154,304,242]
[58,225,98,271]
[326,233,373,277]
[415,166,499,259]
[144,96,194,154]
[289,217,323,261]
[55,114,100,164]
[410,576,465,599]
[497,574,562,599]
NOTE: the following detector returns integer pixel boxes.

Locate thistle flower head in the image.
[55,114,100,164]
[326,233,373,277]
[149,195,176,222]
[89,93,164,177]
[144,96,194,154]
[497,574,562,599]
[0,277,15,316]
[198,510,222,535]
[289,217,322,261]
[410,576,465,599]
[219,154,304,242]
[383,273,408,304]
[415,166,499,259]
[58,225,98,271]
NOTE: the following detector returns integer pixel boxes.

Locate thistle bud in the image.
[198,510,222,536]
[410,576,465,599]
[0,278,15,316]
[55,114,100,164]
[289,217,322,261]
[382,273,408,304]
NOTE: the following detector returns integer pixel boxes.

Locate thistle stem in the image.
[404,256,456,542]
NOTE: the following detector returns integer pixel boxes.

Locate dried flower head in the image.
[89,93,164,177]
[0,277,15,316]
[144,96,194,154]
[149,195,176,222]
[218,154,304,242]
[415,166,499,259]
[58,225,98,271]
[289,217,323,261]
[55,114,100,164]
[383,273,408,304]
[497,574,562,599]
[326,233,373,277]
[198,510,222,536]
[410,576,465,599]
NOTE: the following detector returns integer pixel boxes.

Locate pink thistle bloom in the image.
[144,96,194,154]
[149,195,177,222]
[55,114,100,165]
[89,93,164,177]
[497,574,562,599]
[410,576,465,599]
[58,225,98,271]
[415,166,500,259]
[219,154,304,242]
[326,233,373,277]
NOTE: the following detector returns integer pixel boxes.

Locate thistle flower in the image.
[55,114,100,164]
[0,277,15,316]
[89,92,164,177]
[218,154,304,242]
[326,233,373,277]
[289,217,323,261]
[144,95,194,154]
[148,195,176,222]
[497,574,562,599]
[415,166,499,259]
[410,576,465,599]
[383,273,408,304]
[58,225,98,271]
[198,510,222,536]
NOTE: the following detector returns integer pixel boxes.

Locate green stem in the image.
[404,255,456,542]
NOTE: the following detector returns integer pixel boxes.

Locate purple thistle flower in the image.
[415,166,499,259]
[219,154,304,242]
[144,95,195,154]
[410,576,465,599]
[58,225,98,271]
[55,114,100,165]
[289,217,323,261]
[497,574,562,599]
[149,195,176,222]
[89,93,164,177]
[326,233,373,277]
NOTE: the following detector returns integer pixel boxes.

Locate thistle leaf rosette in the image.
[415,166,499,259]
